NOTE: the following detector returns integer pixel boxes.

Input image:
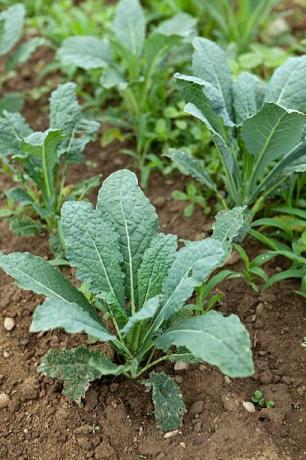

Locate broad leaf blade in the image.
[155,12,197,39]
[148,372,186,432]
[61,200,125,307]
[97,170,159,301]
[192,37,233,120]
[167,149,216,191]
[113,0,145,57]
[212,206,247,256]
[0,4,25,56]
[57,36,113,69]
[120,296,160,335]
[31,298,114,342]
[155,311,254,378]
[156,239,225,324]
[233,72,265,124]
[0,252,88,306]
[0,111,32,159]
[242,103,306,185]
[39,347,124,402]
[265,55,306,112]
[137,233,177,307]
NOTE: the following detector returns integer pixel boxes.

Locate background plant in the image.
[0,3,45,113]
[169,37,306,222]
[0,170,254,430]
[56,0,199,175]
[0,82,100,251]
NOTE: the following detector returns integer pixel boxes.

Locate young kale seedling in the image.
[0,82,100,251]
[168,38,306,221]
[0,3,45,113]
[57,0,197,172]
[0,170,254,431]
[251,390,275,409]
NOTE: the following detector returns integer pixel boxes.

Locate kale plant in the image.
[57,0,197,171]
[0,3,45,113]
[0,82,99,249]
[0,170,254,430]
[168,38,306,221]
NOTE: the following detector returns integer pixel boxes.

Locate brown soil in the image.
[1,48,306,460]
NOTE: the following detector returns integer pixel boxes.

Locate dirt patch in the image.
[1,152,306,459]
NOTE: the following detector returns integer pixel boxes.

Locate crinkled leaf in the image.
[192,37,233,121]
[49,83,100,162]
[113,0,145,57]
[6,37,45,71]
[242,103,306,184]
[97,170,159,301]
[0,252,88,306]
[155,13,197,39]
[120,296,160,335]
[212,206,246,257]
[0,4,25,56]
[137,233,177,307]
[58,36,113,69]
[233,72,265,124]
[167,149,216,191]
[31,298,114,342]
[39,347,124,402]
[148,372,186,432]
[265,56,306,112]
[61,200,125,307]
[155,311,254,378]
[0,111,32,159]
[155,239,224,324]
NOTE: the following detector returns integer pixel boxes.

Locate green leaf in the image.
[21,129,63,201]
[265,56,306,112]
[49,83,100,162]
[6,37,45,71]
[144,33,180,78]
[212,206,246,257]
[0,252,88,306]
[61,200,125,307]
[31,298,115,342]
[10,217,42,237]
[233,72,265,124]
[113,0,145,57]
[242,103,306,185]
[192,37,233,120]
[155,239,225,324]
[0,111,32,159]
[155,311,254,378]
[120,296,160,335]
[167,149,217,191]
[57,36,113,69]
[0,4,25,56]
[155,12,197,39]
[148,372,186,432]
[97,170,159,302]
[6,187,34,206]
[0,92,23,114]
[137,233,177,307]
[39,347,124,402]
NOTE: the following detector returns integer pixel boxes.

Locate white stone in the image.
[3,317,15,331]
[242,401,256,413]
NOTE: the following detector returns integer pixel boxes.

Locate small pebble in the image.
[3,351,9,358]
[243,401,256,413]
[194,421,202,433]
[3,317,15,331]
[0,393,9,409]
[174,376,182,384]
[224,376,232,384]
[174,361,189,372]
[189,400,204,415]
[163,430,178,439]
[180,442,186,449]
